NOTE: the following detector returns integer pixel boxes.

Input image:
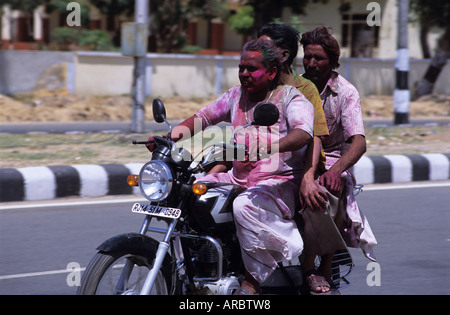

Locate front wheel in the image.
[77,251,170,295]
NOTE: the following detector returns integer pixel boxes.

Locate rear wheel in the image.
[77,252,170,295]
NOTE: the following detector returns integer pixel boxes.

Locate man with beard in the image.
[299,26,377,294]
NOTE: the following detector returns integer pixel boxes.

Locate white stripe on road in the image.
[0,268,85,280]
[360,181,450,191]
[0,264,126,281]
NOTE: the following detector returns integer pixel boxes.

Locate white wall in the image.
[74,51,450,98]
[0,50,447,98]
[75,52,240,97]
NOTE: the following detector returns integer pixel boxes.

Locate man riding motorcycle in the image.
[147,38,315,295]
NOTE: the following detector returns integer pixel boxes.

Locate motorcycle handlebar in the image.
[132,140,151,145]
[133,135,170,146]
[133,137,251,173]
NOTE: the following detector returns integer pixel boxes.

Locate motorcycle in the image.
[77,99,353,295]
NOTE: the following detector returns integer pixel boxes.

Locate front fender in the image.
[97,232,165,262]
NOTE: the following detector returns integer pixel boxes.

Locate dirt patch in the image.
[1,91,449,123]
[0,92,214,123]
[365,125,450,156]
[0,92,449,169]
[361,94,450,119]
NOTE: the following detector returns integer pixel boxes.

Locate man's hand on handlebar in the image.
[145,136,157,152]
[145,133,170,152]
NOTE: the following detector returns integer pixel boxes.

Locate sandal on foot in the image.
[306,273,331,295]
[233,287,259,295]
[233,287,251,295]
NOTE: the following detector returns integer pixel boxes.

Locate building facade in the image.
[0,0,444,59]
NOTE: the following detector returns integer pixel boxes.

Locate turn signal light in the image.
[127,174,139,186]
[192,182,207,195]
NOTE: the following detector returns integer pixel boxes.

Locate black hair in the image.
[257,23,300,67]
[300,26,341,69]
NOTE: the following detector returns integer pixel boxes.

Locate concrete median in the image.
[0,163,142,202]
[1,153,449,202]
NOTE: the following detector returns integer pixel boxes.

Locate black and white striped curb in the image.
[1,153,449,202]
[0,163,142,202]
[353,153,450,184]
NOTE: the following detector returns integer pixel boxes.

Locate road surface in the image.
[1,182,449,295]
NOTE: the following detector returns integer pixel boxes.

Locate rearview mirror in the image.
[152,98,167,123]
[252,102,279,126]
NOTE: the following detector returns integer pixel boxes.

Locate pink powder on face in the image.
[239,51,272,94]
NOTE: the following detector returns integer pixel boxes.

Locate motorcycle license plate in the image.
[131,203,181,219]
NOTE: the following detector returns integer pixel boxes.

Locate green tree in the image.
[48,0,90,26]
[185,0,228,51]
[239,0,328,35]
[151,0,228,53]
[150,0,186,53]
[411,0,450,98]
[186,0,227,20]
[89,0,134,16]
[228,5,255,37]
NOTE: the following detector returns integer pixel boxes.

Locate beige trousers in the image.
[299,186,347,256]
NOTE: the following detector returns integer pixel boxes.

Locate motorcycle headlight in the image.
[139,161,173,201]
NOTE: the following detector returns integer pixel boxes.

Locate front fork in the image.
[137,181,194,295]
[139,217,178,295]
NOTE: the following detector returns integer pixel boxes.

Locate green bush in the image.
[228,5,254,35]
[51,27,81,48]
[180,45,203,54]
[79,29,114,51]
[50,27,114,51]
